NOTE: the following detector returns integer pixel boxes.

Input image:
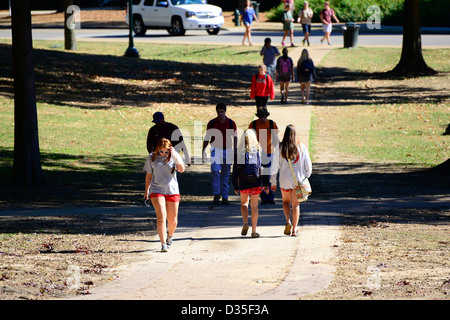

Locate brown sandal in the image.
[284,223,292,235]
[241,224,249,236]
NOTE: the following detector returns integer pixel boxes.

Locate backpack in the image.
[239,150,261,183]
[279,58,292,76]
[299,59,314,77]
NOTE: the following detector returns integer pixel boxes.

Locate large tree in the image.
[391,0,436,75]
[64,0,77,50]
[10,0,47,187]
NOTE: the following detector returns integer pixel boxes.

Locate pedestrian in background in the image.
[297,1,313,46]
[202,103,237,205]
[241,0,259,46]
[297,48,317,104]
[147,111,191,166]
[281,2,295,47]
[260,38,280,83]
[250,64,275,108]
[276,47,295,104]
[144,138,185,252]
[249,107,279,205]
[320,1,339,45]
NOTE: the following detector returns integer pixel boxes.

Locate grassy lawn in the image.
[0,40,261,193]
[311,47,449,167]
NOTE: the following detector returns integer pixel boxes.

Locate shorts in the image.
[302,24,311,33]
[322,24,332,33]
[150,193,181,202]
[281,188,293,192]
[240,186,263,195]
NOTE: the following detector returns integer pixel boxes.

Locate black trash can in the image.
[342,23,360,48]
[251,1,260,19]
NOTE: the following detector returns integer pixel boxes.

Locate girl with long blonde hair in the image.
[232,129,268,238]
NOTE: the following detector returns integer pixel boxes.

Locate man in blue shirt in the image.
[260,38,280,83]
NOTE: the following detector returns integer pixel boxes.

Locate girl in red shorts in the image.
[232,129,269,238]
[144,138,185,252]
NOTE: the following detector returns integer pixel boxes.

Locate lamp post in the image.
[124,0,139,58]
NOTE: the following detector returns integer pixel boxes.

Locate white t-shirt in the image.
[143,150,183,195]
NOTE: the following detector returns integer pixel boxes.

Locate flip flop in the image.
[251,232,260,238]
[241,224,249,236]
[284,223,292,235]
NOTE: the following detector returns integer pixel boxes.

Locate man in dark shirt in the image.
[146,112,191,165]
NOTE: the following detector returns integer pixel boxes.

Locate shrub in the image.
[266,0,449,27]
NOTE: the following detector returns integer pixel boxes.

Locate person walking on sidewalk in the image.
[276,48,295,104]
[320,1,339,45]
[297,1,313,46]
[281,2,295,47]
[202,103,237,205]
[297,49,317,104]
[241,0,259,46]
[250,64,275,108]
[146,111,191,166]
[260,38,280,83]
[270,125,312,236]
[249,107,279,205]
[232,129,269,238]
[144,138,185,252]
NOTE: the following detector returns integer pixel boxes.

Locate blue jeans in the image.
[210,147,232,199]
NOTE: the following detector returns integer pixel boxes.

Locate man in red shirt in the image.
[320,1,339,45]
[202,103,238,205]
[250,64,275,108]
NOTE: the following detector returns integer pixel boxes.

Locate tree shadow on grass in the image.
[312,161,450,200]
[313,66,449,107]
[0,43,255,109]
[0,148,213,209]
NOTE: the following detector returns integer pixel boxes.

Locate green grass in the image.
[336,103,449,165]
[0,40,260,165]
[319,47,450,73]
[29,40,261,65]
[313,47,450,167]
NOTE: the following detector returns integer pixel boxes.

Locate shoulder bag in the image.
[287,156,312,202]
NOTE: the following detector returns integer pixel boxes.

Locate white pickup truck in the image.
[126,0,224,36]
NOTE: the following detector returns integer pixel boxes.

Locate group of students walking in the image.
[242,0,340,47]
[254,39,317,106]
[143,2,322,251]
[144,103,312,252]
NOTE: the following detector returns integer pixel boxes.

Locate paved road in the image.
[0,26,449,47]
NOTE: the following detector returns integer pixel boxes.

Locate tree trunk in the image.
[64,0,77,50]
[10,0,47,188]
[391,0,436,75]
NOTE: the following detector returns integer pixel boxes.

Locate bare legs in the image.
[282,30,294,46]
[300,81,311,104]
[151,197,179,246]
[321,31,331,45]
[281,189,300,235]
[242,24,253,45]
[280,82,290,103]
[240,193,259,236]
